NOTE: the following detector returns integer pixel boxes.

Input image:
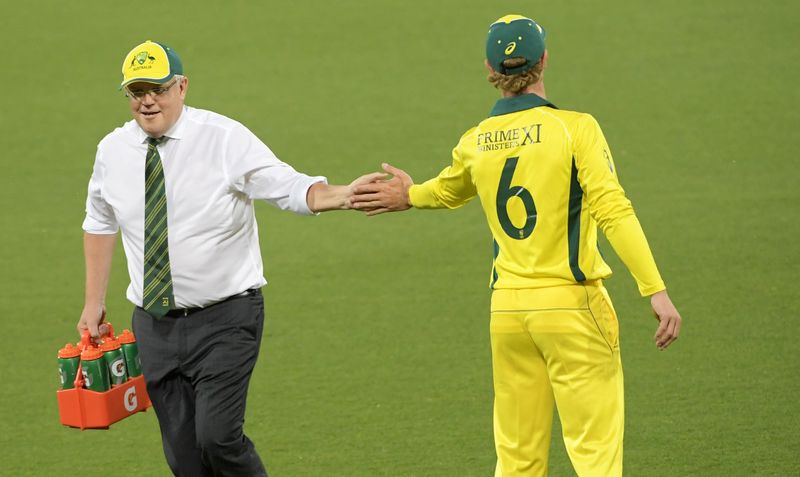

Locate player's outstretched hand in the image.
[650,290,681,350]
[307,172,388,212]
[350,163,414,216]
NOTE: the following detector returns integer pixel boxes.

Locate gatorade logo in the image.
[505,42,517,55]
[111,358,127,377]
[124,387,138,412]
[59,369,66,385]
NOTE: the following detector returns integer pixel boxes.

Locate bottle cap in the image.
[78,331,93,351]
[80,347,104,361]
[99,339,121,351]
[117,329,137,344]
[58,343,81,358]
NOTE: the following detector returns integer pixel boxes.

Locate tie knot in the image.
[147,136,165,146]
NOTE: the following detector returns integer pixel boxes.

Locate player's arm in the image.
[351,138,477,215]
[408,148,477,210]
[574,114,681,349]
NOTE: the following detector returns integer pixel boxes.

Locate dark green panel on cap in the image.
[486,15,546,75]
[157,42,184,76]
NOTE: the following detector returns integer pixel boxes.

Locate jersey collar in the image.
[489,93,557,117]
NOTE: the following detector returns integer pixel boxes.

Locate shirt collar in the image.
[488,93,557,117]
[134,105,188,144]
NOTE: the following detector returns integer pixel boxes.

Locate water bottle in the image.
[100,339,128,386]
[80,347,111,392]
[118,329,142,377]
[58,343,81,389]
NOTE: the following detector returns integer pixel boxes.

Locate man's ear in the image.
[178,76,189,100]
[541,49,548,69]
[484,59,496,74]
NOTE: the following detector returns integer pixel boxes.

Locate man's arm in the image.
[77,232,116,339]
[306,172,389,213]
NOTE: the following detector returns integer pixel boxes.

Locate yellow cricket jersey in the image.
[408,93,665,297]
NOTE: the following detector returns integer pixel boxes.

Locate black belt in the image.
[163,288,260,318]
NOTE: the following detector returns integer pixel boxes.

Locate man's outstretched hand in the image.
[351,163,414,216]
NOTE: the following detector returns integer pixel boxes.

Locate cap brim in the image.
[119,73,175,89]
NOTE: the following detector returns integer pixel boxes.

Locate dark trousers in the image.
[132,289,268,477]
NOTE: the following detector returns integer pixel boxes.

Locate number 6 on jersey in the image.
[496,156,536,240]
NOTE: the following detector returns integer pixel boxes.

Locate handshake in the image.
[345,163,415,216]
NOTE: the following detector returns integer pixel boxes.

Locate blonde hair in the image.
[488,58,544,94]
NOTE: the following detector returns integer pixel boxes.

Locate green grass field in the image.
[1,0,798,475]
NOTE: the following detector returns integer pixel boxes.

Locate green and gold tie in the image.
[143,137,174,318]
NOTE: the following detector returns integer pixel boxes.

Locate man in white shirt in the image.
[77,40,382,477]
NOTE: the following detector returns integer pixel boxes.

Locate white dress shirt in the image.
[83,106,326,308]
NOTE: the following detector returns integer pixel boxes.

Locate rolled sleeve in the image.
[225,122,329,215]
[244,167,327,215]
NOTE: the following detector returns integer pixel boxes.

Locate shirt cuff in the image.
[293,176,328,215]
[408,183,434,209]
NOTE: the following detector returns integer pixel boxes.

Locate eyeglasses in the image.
[124,78,179,101]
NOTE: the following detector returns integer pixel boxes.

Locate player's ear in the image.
[484,59,496,74]
[541,49,548,69]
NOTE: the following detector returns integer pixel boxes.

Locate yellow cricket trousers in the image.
[490,282,624,477]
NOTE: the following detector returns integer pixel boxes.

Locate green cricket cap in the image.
[120,40,183,88]
[486,15,546,75]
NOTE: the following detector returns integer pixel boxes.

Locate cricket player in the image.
[350,15,682,477]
